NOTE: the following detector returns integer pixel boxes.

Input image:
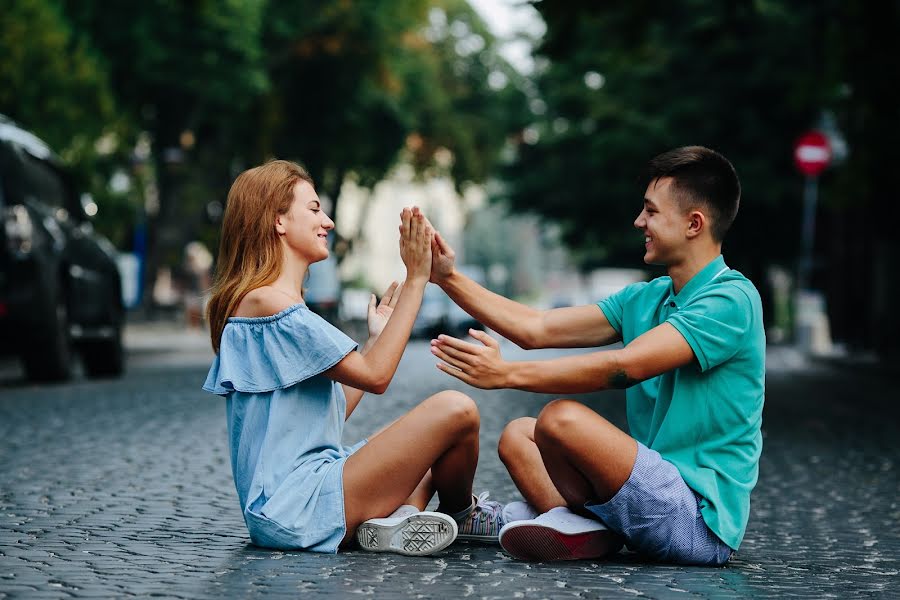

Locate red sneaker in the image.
[498,507,623,562]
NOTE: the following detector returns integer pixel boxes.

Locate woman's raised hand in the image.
[399,206,433,282]
[366,281,402,339]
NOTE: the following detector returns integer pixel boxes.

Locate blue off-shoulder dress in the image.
[203,303,367,552]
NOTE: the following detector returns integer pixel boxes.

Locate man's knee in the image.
[498,417,536,466]
[535,399,586,447]
[424,390,480,434]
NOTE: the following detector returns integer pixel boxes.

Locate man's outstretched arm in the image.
[431,321,695,394]
[430,231,620,349]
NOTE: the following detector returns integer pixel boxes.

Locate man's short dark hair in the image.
[644,146,741,242]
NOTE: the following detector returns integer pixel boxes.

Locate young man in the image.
[428,146,764,565]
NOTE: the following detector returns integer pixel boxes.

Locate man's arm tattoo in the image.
[608,369,638,389]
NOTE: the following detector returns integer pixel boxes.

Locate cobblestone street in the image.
[1,325,898,598]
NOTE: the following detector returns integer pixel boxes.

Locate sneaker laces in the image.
[459,491,505,536]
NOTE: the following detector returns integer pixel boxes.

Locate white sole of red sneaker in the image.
[356,512,458,556]
[499,523,622,562]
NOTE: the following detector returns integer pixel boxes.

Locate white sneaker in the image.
[356,509,458,556]
[498,507,622,562]
[501,500,540,524]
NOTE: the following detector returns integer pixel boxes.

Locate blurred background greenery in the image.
[2,0,898,358]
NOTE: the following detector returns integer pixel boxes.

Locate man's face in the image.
[633,177,689,265]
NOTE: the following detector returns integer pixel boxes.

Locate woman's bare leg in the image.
[404,470,435,510]
[342,390,479,541]
[368,423,436,510]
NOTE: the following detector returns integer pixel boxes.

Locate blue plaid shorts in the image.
[584,442,734,566]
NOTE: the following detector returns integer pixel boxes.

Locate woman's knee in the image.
[498,417,536,465]
[423,390,480,433]
[535,399,583,446]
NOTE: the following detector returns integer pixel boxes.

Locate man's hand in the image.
[430,329,508,389]
[430,231,456,285]
[416,212,456,284]
[366,281,402,340]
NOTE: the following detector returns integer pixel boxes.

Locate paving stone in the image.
[1,341,898,598]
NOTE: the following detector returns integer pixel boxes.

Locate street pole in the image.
[798,175,817,292]
[792,130,831,353]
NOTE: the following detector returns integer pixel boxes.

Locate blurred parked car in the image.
[412,265,487,339]
[411,283,450,339]
[0,114,124,381]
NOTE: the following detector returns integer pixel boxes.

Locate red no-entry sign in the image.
[794,130,832,177]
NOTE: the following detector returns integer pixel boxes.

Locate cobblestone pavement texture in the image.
[1,323,898,598]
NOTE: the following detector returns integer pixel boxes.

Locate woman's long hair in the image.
[206,160,314,353]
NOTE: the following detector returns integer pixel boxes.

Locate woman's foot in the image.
[455,492,507,544]
[356,506,458,556]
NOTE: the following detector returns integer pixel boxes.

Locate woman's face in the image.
[275,180,335,264]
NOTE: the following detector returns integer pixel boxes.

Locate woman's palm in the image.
[367,282,402,339]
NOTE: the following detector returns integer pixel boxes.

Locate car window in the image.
[21,152,67,209]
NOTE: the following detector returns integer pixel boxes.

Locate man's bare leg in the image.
[534,399,638,507]
[497,401,636,561]
[498,417,566,512]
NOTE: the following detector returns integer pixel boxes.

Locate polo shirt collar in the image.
[668,255,728,307]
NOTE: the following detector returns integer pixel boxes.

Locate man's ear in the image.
[274,213,287,235]
[686,210,706,239]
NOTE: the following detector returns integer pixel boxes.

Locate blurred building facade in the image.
[334,163,643,311]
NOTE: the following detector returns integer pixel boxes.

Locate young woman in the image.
[203,160,504,555]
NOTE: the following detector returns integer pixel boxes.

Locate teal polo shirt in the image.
[598,255,765,550]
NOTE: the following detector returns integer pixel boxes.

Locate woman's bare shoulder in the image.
[233,286,297,318]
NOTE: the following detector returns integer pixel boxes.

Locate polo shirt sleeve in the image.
[666,287,753,372]
[597,282,648,334]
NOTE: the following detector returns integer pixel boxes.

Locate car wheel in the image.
[81,301,124,378]
[22,295,73,382]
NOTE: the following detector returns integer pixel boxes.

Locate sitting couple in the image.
[203,146,764,566]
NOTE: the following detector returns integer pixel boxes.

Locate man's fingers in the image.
[435,361,476,386]
[434,334,482,353]
[468,328,498,348]
[368,293,376,314]
[431,346,470,371]
[430,340,477,366]
[434,231,453,255]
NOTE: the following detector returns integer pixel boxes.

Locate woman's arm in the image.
[325,207,431,395]
[343,282,402,419]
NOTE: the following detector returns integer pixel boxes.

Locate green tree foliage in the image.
[61,0,269,298]
[0,0,115,155]
[405,0,530,187]
[0,0,140,247]
[258,0,528,258]
[818,2,900,354]
[503,1,828,272]
[258,0,430,202]
[4,0,527,303]
[505,1,900,354]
